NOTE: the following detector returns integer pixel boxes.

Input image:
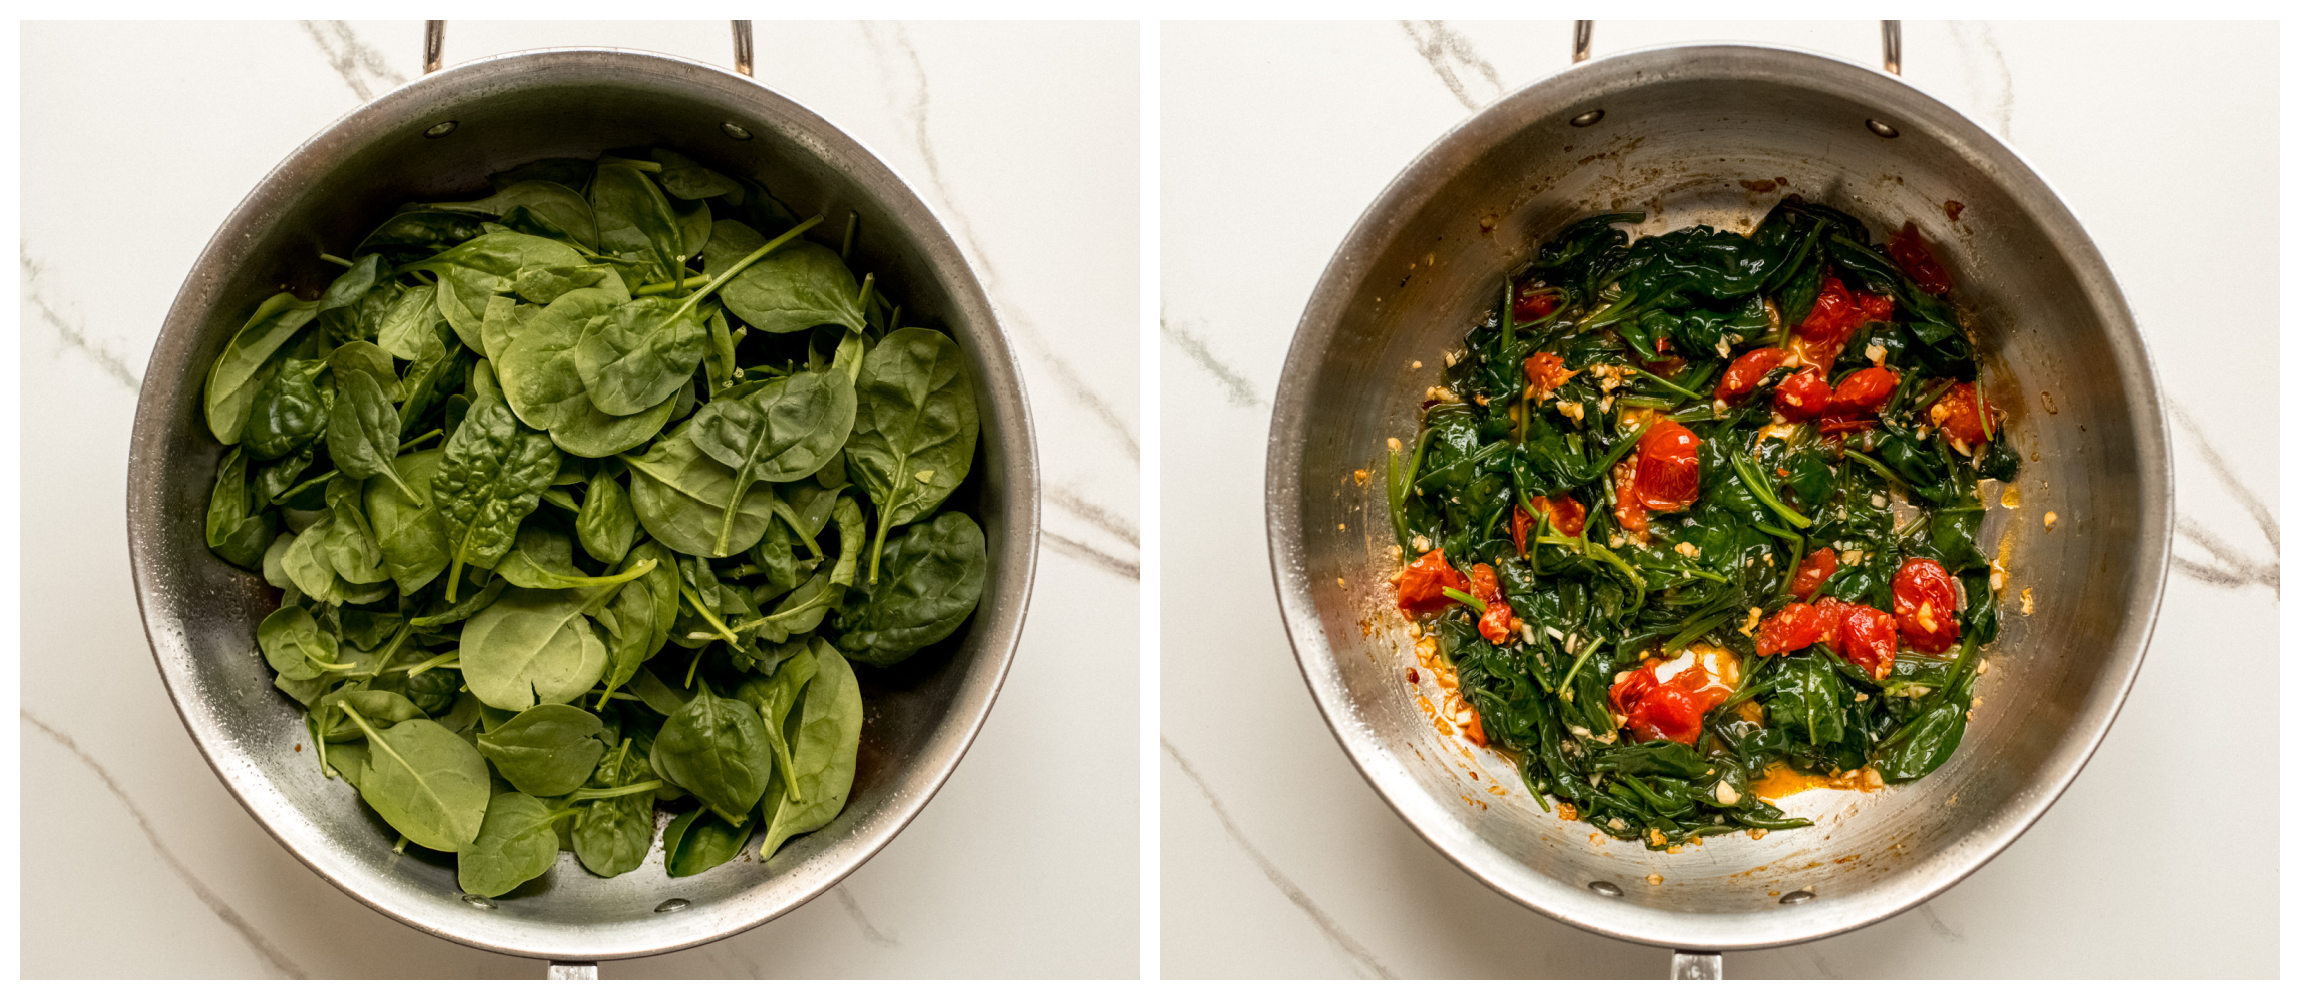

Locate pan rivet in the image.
[424,121,459,139]
[1780,890,1816,905]
[655,898,692,913]
[1570,109,1605,127]
[1864,119,1899,139]
[1588,880,1623,897]
[721,122,753,141]
[460,893,496,910]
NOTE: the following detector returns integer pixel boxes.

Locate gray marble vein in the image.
[1163,738,1393,979]
[1044,530,1140,581]
[1918,901,1966,943]
[1160,316,1262,408]
[23,711,310,979]
[834,885,900,946]
[1400,20,1502,111]
[1047,484,1140,550]
[859,21,1141,463]
[301,20,408,101]
[1947,21,2016,141]
[2169,404,2277,593]
[21,250,140,390]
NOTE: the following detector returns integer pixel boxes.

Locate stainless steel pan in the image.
[127,27,1038,973]
[1267,24,2168,976]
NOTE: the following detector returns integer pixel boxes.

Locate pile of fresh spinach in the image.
[203,149,987,896]
[1393,198,2019,850]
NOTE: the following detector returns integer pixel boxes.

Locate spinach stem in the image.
[679,587,742,645]
[1728,449,1814,529]
[319,253,356,268]
[1558,633,1607,694]
[274,470,339,505]
[1627,366,1700,401]
[630,273,711,296]
[666,214,827,326]
[1843,449,1916,494]
[839,211,859,261]
[396,428,442,453]
[565,780,664,802]
[684,645,707,688]
[1441,587,1488,615]
[855,272,876,313]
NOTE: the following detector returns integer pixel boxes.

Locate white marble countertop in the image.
[21,20,1139,978]
[1158,20,2276,978]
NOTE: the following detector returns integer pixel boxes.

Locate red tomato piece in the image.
[1815,416,1877,436]
[1773,367,1833,422]
[1837,604,1900,679]
[1523,351,1576,398]
[1510,505,1534,557]
[1892,557,1961,654]
[1928,381,1992,453]
[1754,602,1825,656]
[1608,658,1726,744]
[1394,549,1471,614]
[1789,547,1839,601]
[1829,366,1900,416]
[1612,460,1648,534]
[1888,221,1953,296]
[1470,563,1516,645]
[1513,282,1563,323]
[1633,418,1702,513]
[1792,272,1896,373]
[1809,596,1850,651]
[1716,347,1787,403]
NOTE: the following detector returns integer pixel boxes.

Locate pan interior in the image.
[128,50,1032,961]
[1275,46,2162,949]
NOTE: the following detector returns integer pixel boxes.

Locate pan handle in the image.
[1573,19,1913,75]
[420,20,758,77]
[1671,951,1723,979]
[547,961,599,980]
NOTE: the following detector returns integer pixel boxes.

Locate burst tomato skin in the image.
[1633,418,1702,512]
[1609,658,1725,744]
[1830,367,1900,416]
[1888,221,1952,296]
[1838,604,1900,679]
[1523,351,1575,397]
[1789,546,1839,600]
[1929,382,1992,452]
[1793,272,1896,373]
[1892,557,1961,654]
[1773,368,1834,421]
[1809,596,1850,650]
[1470,563,1517,645]
[1716,347,1787,402]
[1513,282,1563,323]
[1395,549,1471,614]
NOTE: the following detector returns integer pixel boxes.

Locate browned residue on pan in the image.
[1944,199,1966,221]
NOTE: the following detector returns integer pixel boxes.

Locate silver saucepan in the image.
[1267,25,2167,977]
[127,30,1037,975]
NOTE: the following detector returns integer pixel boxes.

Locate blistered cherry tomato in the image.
[1830,367,1900,416]
[1755,602,1826,656]
[1792,272,1896,372]
[1789,547,1839,601]
[1809,596,1850,650]
[1512,494,1588,555]
[1928,381,1992,452]
[1523,351,1575,397]
[1633,418,1702,512]
[1838,604,1900,679]
[1888,221,1952,296]
[1773,368,1834,422]
[1609,658,1728,744]
[1513,282,1563,323]
[1394,549,1470,614]
[1470,563,1516,645]
[1892,557,1961,654]
[1716,347,1787,403]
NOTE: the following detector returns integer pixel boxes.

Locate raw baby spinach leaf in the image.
[457,792,571,897]
[475,703,608,797]
[834,512,986,665]
[431,395,561,600]
[844,328,979,581]
[649,683,773,824]
[342,712,490,852]
[458,586,612,711]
